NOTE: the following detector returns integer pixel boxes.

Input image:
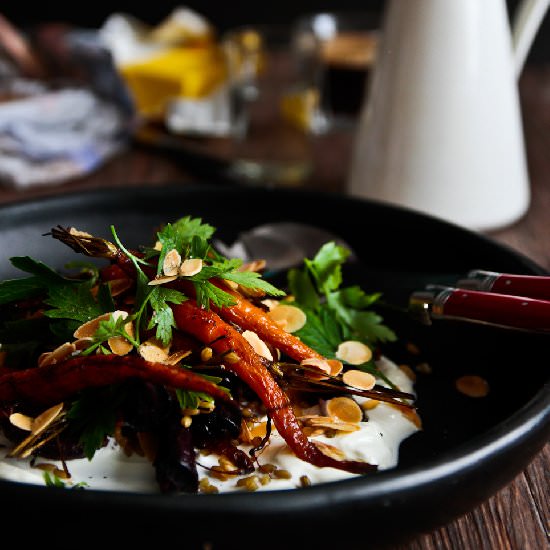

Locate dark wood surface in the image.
[0,65,548,550]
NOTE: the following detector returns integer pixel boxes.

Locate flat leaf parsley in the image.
[288,242,396,375]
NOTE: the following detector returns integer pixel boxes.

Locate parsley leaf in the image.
[187,258,285,309]
[44,279,105,323]
[66,386,124,460]
[146,287,187,346]
[0,256,75,305]
[289,241,397,362]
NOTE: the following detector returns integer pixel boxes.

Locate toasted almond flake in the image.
[154,240,163,251]
[164,349,192,365]
[222,279,239,290]
[31,403,64,435]
[455,375,490,398]
[342,369,376,391]
[9,413,33,431]
[325,397,363,424]
[163,248,182,276]
[73,338,92,351]
[361,399,380,411]
[299,415,360,432]
[300,357,332,379]
[108,335,133,356]
[148,275,178,286]
[107,312,134,356]
[138,340,170,363]
[260,299,280,311]
[336,340,373,365]
[38,341,76,367]
[267,304,306,333]
[73,312,117,339]
[327,359,344,376]
[108,278,133,297]
[390,403,423,428]
[313,440,347,461]
[179,258,203,277]
[242,330,273,361]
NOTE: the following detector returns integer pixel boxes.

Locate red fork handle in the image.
[409,286,550,331]
[459,269,550,301]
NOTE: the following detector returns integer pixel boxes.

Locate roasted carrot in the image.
[172,299,376,474]
[0,354,232,407]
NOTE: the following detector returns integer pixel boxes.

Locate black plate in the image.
[0,184,549,549]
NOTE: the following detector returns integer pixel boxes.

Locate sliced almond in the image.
[179,258,203,277]
[300,357,332,379]
[361,399,380,411]
[242,330,273,361]
[299,415,360,433]
[342,369,376,391]
[163,248,182,276]
[73,338,92,351]
[107,311,133,356]
[325,396,363,424]
[313,440,347,461]
[148,275,178,286]
[455,375,490,398]
[138,339,170,363]
[336,340,373,365]
[222,279,239,290]
[164,349,192,365]
[38,342,76,367]
[73,312,115,339]
[31,403,64,436]
[260,299,280,311]
[267,304,306,333]
[9,413,33,431]
[327,359,344,376]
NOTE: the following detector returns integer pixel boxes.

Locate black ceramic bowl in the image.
[0,185,548,549]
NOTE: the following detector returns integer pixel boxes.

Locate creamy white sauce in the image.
[0,356,419,492]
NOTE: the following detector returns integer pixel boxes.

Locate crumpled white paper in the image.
[0,87,128,188]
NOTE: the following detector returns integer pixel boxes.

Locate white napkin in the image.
[0,87,128,188]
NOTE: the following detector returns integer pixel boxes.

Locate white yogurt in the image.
[0,356,419,493]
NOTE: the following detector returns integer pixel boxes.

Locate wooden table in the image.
[0,65,548,550]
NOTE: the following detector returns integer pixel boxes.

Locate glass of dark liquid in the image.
[293,12,380,129]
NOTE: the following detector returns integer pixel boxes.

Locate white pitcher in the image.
[347,0,550,231]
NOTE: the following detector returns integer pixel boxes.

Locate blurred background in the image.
[2,0,549,62]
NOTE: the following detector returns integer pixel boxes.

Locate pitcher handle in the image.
[512,0,550,77]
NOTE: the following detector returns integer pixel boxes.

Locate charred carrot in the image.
[0,354,232,407]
